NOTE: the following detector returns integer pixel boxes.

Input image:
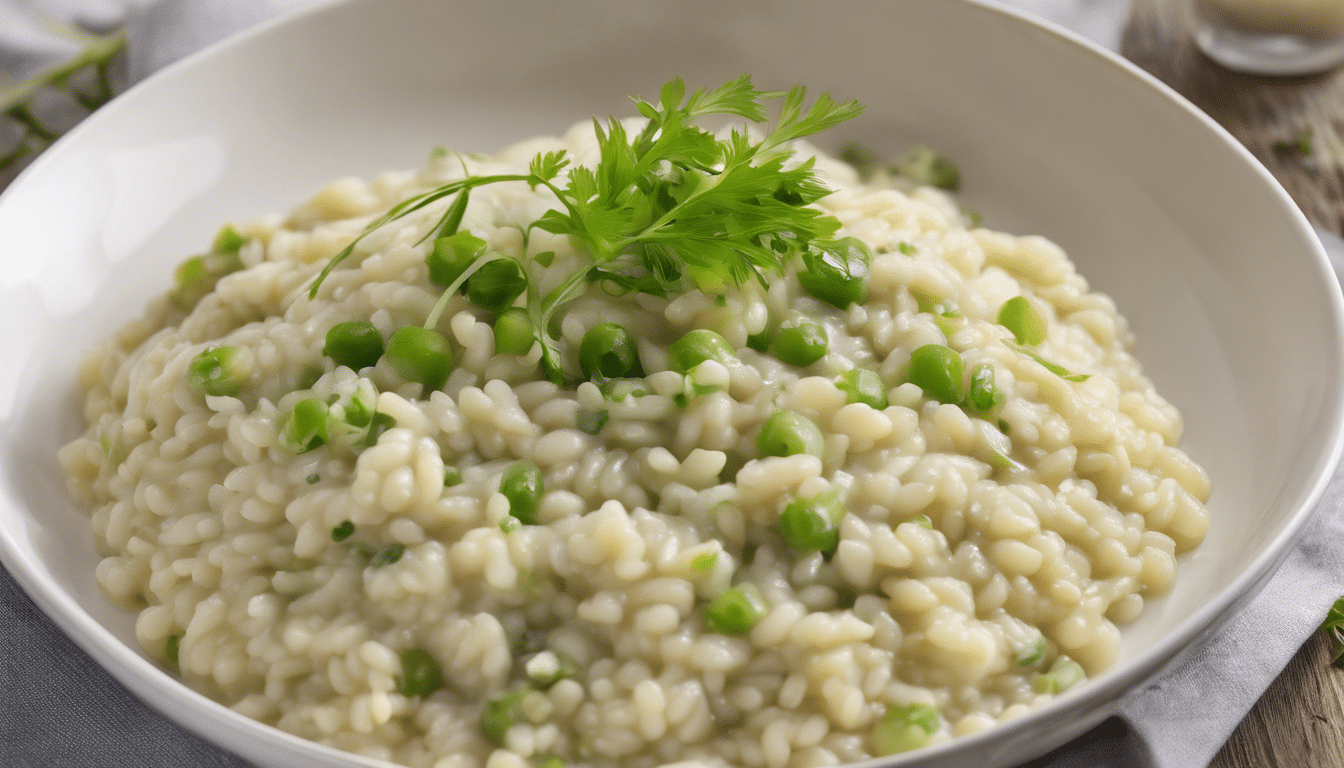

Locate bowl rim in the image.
[1,0,1342,765]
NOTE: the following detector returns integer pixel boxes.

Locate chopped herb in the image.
[370,543,406,568]
[909,514,933,529]
[165,634,180,667]
[963,208,984,227]
[577,409,609,435]
[443,466,463,487]
[481,690,528,746]
[306,473,321,485]
[998,419,1010,434]
[1274,128,1313,156]
[399,648,444,697]
[359,412,397,448]
[839,142,879,178]
[897,241,916,256]
[331,521,354,542]
[891,145,960,191]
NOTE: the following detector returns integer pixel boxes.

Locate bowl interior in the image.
[0,1,1340,766]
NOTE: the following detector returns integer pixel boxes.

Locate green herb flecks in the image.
[309,76,863,385]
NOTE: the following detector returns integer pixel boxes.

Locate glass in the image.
[1189,0,1344,75]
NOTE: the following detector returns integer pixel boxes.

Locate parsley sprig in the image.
[308,76,862,384]
[1321,597,1344,668]
[0,25,124,172]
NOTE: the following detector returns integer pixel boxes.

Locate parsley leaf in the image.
[310,76,863,385]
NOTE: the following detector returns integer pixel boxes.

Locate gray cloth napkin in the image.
[3,1,1343,767]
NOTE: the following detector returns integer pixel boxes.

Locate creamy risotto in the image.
[60,79,1210,768]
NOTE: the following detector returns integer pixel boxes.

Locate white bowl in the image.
[1,1,1341,766]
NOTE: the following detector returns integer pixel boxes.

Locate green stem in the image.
[422,252,506,330]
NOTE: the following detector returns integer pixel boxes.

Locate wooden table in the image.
[1123,2,1344,765]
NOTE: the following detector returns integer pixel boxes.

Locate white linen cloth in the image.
[1,1,1341,766]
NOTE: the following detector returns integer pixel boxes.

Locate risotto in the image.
[59,79,1210,768]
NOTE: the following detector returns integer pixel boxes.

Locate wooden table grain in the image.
[1123,2,1344,766]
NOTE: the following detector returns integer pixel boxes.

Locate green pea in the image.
[170,249,243,311]
[281,398,330,453]
[493,308,536,355]
[324,320,384,371]
[997,296,1046,346]
[211,224,249,254]
[1032,657,1086,694]
[467,259,527,311]
[500,461,544,525]
[835,368,888,410]
[481,690,527,746]
[770,318,828,367]
[399,648,444,697]
[797,237,872,309]
[702,583,768,635]
[778,490,847,555]
[757,410,824,458]
[1016,637,1047,668]
[907,344,963,404]
[872,703,941,755]
[966,363,1003,413]
[427,231,487,287]
[187,346,253,397]
[385,326,454,391]
[579,323,643,379]
[668,329,736,373]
